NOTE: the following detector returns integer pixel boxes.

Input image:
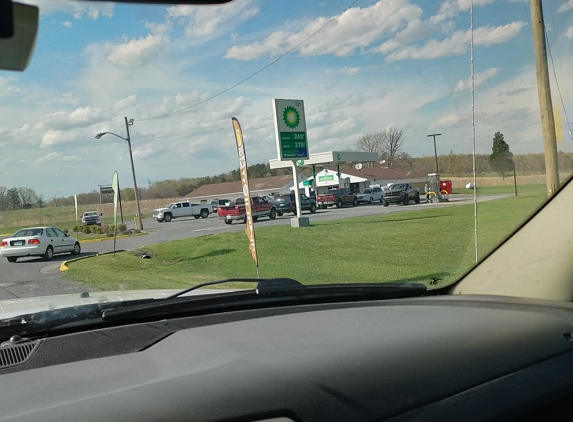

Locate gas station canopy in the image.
[269,151,378,169]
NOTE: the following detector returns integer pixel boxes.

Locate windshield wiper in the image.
[0,279,427,339]
[100,278,426,322]
[165,277,305,299]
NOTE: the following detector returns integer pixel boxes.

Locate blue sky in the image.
[1,0,572,198]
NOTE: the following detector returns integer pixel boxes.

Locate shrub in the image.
[89,225,99,234]
[72,225,82,232]
[100,225,110,234]
[117,223,127,232]
[82,225,91,234]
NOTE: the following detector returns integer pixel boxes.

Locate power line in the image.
[136,0,361,122]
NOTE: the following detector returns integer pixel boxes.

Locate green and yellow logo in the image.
[283,106,300,129]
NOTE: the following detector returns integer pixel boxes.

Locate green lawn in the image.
[63,190,547,292]
[451,183,548,195]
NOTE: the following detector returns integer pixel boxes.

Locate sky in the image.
[1,0,572,198]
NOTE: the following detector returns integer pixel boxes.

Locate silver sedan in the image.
[0,227,81,263]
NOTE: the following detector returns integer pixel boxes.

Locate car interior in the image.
[1,0,573,421]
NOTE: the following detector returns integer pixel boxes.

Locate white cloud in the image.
[61,21,72,28]
[431,113,461,129]
[0,77,20,95]
[35,151,80,165]
[113,95,137,113]
[107,30,169,67]
[566,27,573,39]
[385,22,525,62]
[454,68,498,92]
[167,0,259,38]
[38,106,108,131]
[25,0,114,19]
[558,0,573,12]
[325,67,361,76]
[225,0,422,60]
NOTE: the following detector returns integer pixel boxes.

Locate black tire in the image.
[383,201,389,207]
[200,209,209,218]
[252,216,259,222]
[7,257,17,263]
[194,215,200,219]
[224,219,232,225]
[414,194,420,204]
[336,199,343,208]
[277,211,283,216]
[310,203,316,213]
[44,246,54,260]
[321,205,327,209]
[157,219,163,223]
[269,208,277,220]
[368,197,373,204]
[403,195,409,206]
[353,198,358,207]
[164,213,172,222]
[71,242,81,255]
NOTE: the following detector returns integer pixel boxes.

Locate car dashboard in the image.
[1,294,573,421]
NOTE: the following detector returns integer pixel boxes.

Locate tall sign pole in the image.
[530,0,559,196]
[273,99,309,224]
[232,117,260,278]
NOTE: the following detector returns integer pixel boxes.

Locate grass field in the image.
[63,188,547,292]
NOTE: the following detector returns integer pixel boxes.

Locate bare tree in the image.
[381,128,405,167]
[355,133,384,156]
[18,187,39,209]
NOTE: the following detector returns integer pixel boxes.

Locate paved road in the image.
[0,194,507,299]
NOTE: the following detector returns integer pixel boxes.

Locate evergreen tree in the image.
[490,132,514,179]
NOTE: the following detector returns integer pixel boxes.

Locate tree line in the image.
[0,163,290,210]
[356,130,573,178]
[3,147,573,211]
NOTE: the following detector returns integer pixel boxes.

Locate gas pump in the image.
[427,173,441,203]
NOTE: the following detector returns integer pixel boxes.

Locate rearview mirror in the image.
[0,1,39,71]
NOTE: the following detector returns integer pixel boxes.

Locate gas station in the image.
[269,150,380,195]
[272,98,380,227]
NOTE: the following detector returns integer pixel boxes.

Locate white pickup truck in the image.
[152,201,211,222]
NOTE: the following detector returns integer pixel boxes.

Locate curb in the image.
[60,250,126,271]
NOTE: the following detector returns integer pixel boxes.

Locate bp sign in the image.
[272,99,309,160]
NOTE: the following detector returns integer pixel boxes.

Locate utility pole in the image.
[427,133,441,174]
[530,0,559,196]
[124,117,143,230]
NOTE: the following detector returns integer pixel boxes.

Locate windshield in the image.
[12,228,44,237]
[0,0,572,303]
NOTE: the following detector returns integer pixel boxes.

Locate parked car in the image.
[316,188,358,209]
[274,193,317,216]
[217,196,277,224]
[0,227,81,262]
[153,201,210,222]
[356,187,384,204]
[81,211,101,226]
[382,183,420,206]
[210,199,232,213]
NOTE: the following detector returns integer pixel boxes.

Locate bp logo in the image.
[282,106,300,129]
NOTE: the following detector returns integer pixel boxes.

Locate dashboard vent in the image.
[0,340,42,369]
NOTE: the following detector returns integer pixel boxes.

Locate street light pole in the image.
[427,133,442,174]
[124,117,143,230]
[94,117,143,230]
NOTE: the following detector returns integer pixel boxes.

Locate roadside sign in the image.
[273,99,309,160]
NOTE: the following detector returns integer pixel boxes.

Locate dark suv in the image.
[274,194,317,216]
